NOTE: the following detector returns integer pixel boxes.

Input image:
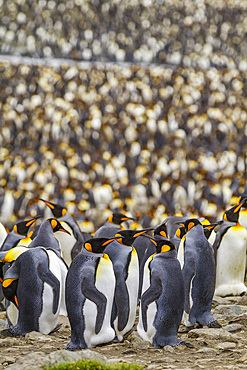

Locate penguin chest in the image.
[137,256,156,343]
[124,250,139,326]
[215,226,247,296]
[55,223,76,266]
[83,257,115,348]
[177,239,185,269]
[38,251,66,334]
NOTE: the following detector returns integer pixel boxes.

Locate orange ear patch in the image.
[188,222,195,231]
[84,243,92,252]
[51,219,57,229]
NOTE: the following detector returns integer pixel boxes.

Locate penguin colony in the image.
[0,196,247,351]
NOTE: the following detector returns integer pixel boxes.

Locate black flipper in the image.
[71,240,83,260]
[2,263,19,308]
[37,263,60,315]
[114,268,130,332]
[81,275,107,335]
[141,275,162,332]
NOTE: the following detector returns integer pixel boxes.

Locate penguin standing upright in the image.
[39,199,91,265]
[137,240,186,347]
[0,218,69,335]
[94,212,135,238]
[214,199,247,297]
[177,219,221,329]
[108,229,150,341]
[66,238,116,350]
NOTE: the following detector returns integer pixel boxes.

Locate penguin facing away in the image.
[177,219,221,329]
[66,238,116,350]
[213,199,247,297]
[0,245,68,336]
[1,218,69,332]
[39,199,91,265]
[137,240,186,347]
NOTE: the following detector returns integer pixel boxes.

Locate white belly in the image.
[137,255,156,343]
[114,249,139,341]
[38,250,67,334]
[83,255,115,348]
[215,226,247,297]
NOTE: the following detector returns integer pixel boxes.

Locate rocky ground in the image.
[1,296,247,369]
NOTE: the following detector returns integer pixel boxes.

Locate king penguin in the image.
[213,198,247,297]
[108,228,151,341]
[1,218,70,333]
[137,239,186,347]
[94,212,135,238]
[177,219,221,329]
[66,238,116,350]
[39,199,91,265]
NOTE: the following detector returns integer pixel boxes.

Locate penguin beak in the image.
[58,228,71,235]
[39,198,55,209]
[102,238,118,246]
[25,216,41,227]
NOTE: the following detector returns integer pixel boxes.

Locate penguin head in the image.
[202,223,219,239]
[155,240,177,254]
[84,237,116,253]
[12,217,40,236]
[46,218,71,234]
[223,198,247,223]
[176,218,201,233]
[153,223,168,239]
[40,198,67,218]
[175,226,186,240]
[108,212,136,226]
[114,228,153,246]
[238,194,247,208]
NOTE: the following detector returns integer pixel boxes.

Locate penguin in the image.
[137,240,186,347]
[177,219,221,329]
[65,238,116,350]
[213,199,247,297]
[39,199,91,266]
[162,216,189,239]
[0,244,68,336]
[1,218,70,330]
[94,212,135,238]
[134,224,167,300]
[108,228,151,341]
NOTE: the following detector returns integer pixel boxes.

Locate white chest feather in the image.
[137,255,156,343]
[83,256,115,348]
[38,250,67,334]
[215,226,247,297]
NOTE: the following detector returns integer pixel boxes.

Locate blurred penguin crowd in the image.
[0,0,247,230]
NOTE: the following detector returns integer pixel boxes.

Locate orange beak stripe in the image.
[102,238,117,246]
[44,201,55,209]
[133,230,148,238]
[14,296,18,307]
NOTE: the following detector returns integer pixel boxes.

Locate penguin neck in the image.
[0,232,25,251]
[32,221,60,250]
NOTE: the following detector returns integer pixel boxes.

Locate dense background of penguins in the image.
[0,0,247,356]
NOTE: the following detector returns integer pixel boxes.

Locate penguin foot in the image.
[0,328,24,337]
[208,320,221,329]
[66,341,87,351]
